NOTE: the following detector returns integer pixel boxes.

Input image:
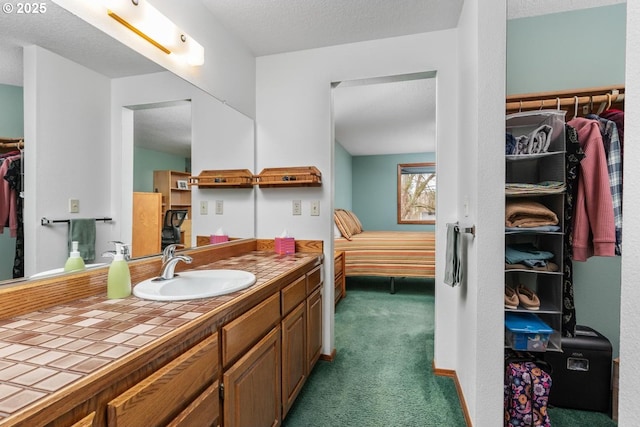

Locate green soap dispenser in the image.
[107,241,131,299]
[64,241,86,272]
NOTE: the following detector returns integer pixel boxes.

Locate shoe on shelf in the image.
[516,284,540,310]
[505,286,519,309]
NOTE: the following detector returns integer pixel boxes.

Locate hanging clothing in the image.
[4,158,23,278]
[567,117,616,261]
[587,114,623,255]
[562,125,584,337]
[0,154,20,237]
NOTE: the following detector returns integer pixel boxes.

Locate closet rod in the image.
[506,92,625,113]
[0,139,24,149]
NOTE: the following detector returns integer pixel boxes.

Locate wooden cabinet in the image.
[334,251,345,304]
[223,326,282,427]
[153,170,192,247]
[132,192,162,258]
[108,333,219,427]
[281,302,306,418]
[307,286,323,373]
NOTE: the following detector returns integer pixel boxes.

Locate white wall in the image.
[23,46,112,275]
[619,1,640,424]
[255,30,460,376]
[456,0,505,424]
[111,71,255,247]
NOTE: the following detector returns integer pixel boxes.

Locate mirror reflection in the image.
[0,3,255,284]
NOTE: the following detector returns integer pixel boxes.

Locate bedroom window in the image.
[397,162,436,224]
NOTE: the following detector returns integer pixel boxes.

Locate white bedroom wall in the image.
[255,29,460,371]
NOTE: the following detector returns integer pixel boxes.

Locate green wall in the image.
[507,4,626,357]
[0,84,23,281]
[352,152,435,231]
[133,145,190,192]
[334,141,352,211]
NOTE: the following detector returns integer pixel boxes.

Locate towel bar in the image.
[41,217,112,226]
[448,222,476,237]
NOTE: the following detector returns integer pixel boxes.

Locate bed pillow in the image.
[334,209,358,240]
[334,222,342,238]
[346,210,363,233]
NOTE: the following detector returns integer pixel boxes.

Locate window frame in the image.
[397,162,436,225]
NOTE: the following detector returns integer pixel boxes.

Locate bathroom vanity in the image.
[0,239,324,427]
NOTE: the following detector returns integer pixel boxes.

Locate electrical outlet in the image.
[215,200,224,215]
[310,201,320,216]
[292,200,302,215]
[69,198,79,213]
[200,201,208,215]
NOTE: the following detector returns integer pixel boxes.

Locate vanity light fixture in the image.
[104,0,204,66]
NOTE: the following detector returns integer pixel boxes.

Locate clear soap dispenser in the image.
[107,241,131,299]
[64,241,86,272]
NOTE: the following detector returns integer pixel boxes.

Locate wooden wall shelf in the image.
[189,169,254,188]
[256,166,322,188]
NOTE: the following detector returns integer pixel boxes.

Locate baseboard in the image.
[432,360,473,427]
[320,348,337,362]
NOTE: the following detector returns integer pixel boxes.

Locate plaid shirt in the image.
[587,114,623,255]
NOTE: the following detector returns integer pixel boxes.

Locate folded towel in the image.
[444,223,462,287]
[528,125,553,154]
[505,243,554,264]
[68,219,96,262]
[505,200,558,228]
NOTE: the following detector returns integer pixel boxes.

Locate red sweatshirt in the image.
[568,118,615,261]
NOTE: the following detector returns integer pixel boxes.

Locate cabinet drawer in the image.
[306,265,322,294]
[71,412,95,427]
[107,334,219,427]
[223,292,280,367]
[167,381,219,427]
[281,275,306,316]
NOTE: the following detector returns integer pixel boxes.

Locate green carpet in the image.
[282,276,617,426]
[283,277,465,427]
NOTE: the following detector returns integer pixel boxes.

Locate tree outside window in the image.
[397,162,436,224]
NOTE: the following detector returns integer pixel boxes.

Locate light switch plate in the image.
[310,201,320,216]
[69,198,79,213]
[215,200,224,215]
[200,201,208,215]
[292,200,302,215]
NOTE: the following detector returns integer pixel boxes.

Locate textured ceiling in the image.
[200,0,464,56]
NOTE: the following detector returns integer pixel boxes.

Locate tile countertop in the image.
[0,251,320,421]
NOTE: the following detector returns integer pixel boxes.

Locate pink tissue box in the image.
[275,237,295,255]
[210,235,229,244]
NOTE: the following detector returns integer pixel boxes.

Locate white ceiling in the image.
[0,0,624,157]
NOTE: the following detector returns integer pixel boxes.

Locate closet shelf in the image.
[255,166,322,188]
[189,169,254,188]
[506,151,565,161]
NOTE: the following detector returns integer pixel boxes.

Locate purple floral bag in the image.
[504,361,552,426]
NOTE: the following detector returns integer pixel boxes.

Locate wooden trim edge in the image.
[432,361,473,427]
[319,348,337,362]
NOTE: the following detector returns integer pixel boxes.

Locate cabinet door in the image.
[281,302,306,418]
[223,326,281,427]
[306,287,323,373]
[167,381,220,427]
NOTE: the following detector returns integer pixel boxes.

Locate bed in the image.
[333,209,435,292]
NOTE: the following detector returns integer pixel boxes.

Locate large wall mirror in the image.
[0,2,255,284]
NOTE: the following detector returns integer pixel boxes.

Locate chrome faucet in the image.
[156,244,193,280]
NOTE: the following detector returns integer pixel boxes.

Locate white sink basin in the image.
[133,269,257,301]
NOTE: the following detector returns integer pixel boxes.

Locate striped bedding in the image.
[334,230,435,278]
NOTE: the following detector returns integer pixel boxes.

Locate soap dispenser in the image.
[107,241,131,299]
[64,241,86,272]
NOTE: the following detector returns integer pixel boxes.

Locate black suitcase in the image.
[543,325,612,412]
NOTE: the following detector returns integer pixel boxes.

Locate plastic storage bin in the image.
[543,325,612,412]
[505,312,553,352]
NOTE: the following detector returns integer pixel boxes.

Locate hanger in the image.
[556,97,561,111]
[573,96,579,118]
[519,100,522,113]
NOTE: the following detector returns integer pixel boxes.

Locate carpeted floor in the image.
[283,277,465,426]
[282,276,617,427]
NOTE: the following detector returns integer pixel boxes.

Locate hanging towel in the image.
[444,223,462,287]
[68,219,96,262]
